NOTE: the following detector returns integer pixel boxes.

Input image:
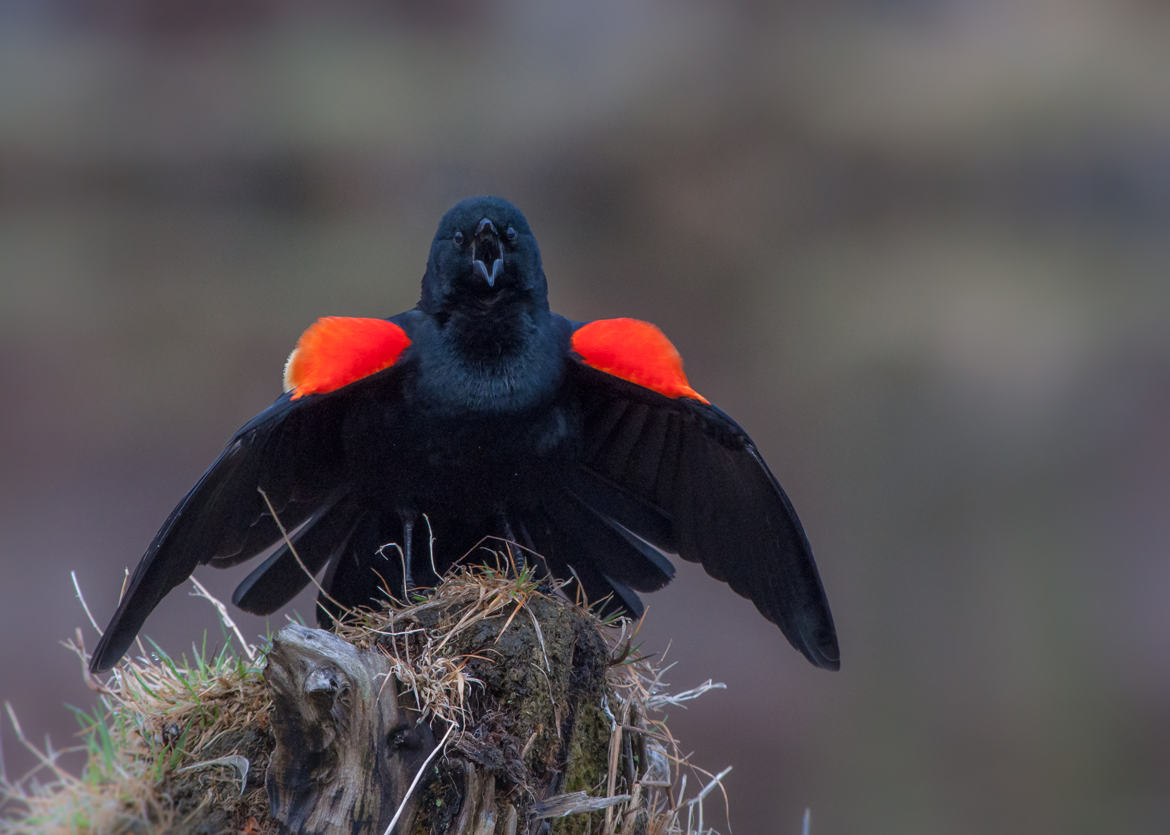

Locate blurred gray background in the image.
[2,1,1169,832]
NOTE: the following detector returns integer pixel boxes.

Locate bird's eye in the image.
[453,230,465,247]
[505,226,518,243]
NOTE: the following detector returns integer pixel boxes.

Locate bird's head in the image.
[420,196,547,317]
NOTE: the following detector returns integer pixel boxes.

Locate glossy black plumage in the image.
[89,196,839,673]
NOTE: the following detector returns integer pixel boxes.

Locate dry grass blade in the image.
[188,577,256,664]
[531,790,633,818]
[176,754,250,796]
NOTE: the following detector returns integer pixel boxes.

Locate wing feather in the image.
[89,317,413,673]
[568,356,839,670]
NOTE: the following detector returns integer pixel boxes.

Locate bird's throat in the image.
[445,294,534,360]
[421,303,563,417]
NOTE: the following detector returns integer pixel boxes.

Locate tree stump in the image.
[262,585,657,835]
[4,571,719,834]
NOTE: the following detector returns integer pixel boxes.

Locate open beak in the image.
[471,217,504,288]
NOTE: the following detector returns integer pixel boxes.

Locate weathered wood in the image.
[264,624,435,834]
[261,590,649,834]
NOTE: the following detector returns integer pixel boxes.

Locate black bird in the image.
[89,196,839,673]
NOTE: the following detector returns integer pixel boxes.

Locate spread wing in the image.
[89,316,412,672]
[567,318,839,669]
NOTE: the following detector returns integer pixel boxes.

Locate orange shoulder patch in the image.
[571,318,708,403]
[283,317,410,400]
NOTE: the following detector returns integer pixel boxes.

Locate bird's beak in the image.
[471,217,504,288]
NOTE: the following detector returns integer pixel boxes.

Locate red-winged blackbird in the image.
[89,196,839,673]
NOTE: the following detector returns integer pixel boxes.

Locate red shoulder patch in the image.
[283,317,410,400]
[572,318,709,403]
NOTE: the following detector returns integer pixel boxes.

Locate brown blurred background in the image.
[2,1,1169,832]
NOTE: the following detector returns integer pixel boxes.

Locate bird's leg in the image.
[496,513,524,575]
[400,513,415,599]
[515,519,537,560]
